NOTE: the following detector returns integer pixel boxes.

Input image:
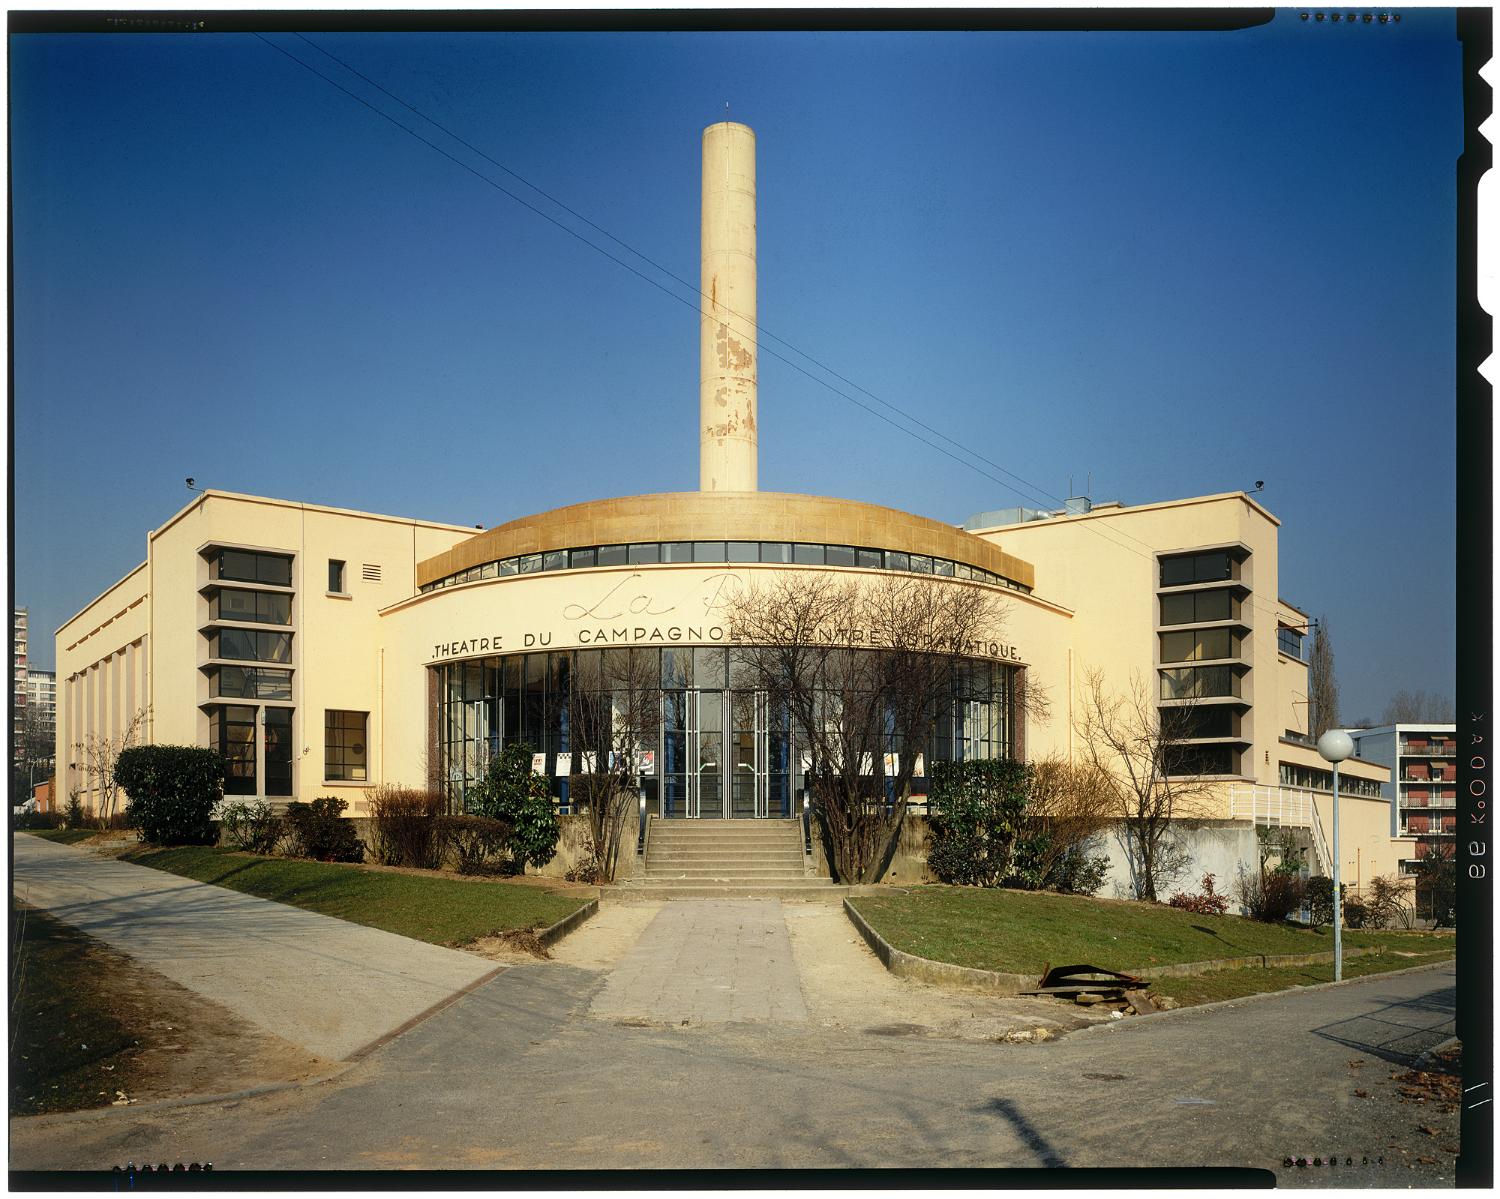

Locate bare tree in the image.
[1023,755,1117,883]
[75,706,151,826]
[725,570,1021,884]
[1074,669,1213,902]
[11,706,54,801]
[1380,688,1455,725]
[568,647,663,883]
[1309,616,1340,738]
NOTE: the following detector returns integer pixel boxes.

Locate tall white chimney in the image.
[699,121,758,492]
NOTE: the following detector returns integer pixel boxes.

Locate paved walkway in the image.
[12,835,499,1060]
[588,899,808,1024]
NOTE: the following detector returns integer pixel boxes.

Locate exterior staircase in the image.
[608,817,842,900]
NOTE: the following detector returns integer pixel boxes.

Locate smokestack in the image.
[700,121,757,492]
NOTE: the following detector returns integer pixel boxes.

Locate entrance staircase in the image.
[608,817,841,900]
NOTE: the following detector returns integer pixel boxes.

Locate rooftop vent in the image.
[1063,496,1093,516]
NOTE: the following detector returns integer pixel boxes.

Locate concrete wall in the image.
[971,492,1278,797]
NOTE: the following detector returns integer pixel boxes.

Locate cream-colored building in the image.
[54,120,1413,899]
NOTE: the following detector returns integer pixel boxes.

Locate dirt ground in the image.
[538,897,1101,1041]
[10,902,334,1117]
[780,901,1104,1041]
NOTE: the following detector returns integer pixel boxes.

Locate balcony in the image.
[1401,745,1457,758]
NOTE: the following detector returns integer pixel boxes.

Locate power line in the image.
[252,33,1296,627]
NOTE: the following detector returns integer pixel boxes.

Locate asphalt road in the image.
[10,955,1458,1183]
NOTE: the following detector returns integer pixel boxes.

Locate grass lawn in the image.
[120,845,589,947]
[848,885,1456,976]
[20,828,96,846]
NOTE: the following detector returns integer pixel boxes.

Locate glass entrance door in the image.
[694,689,725,819]
[664,687,788,818]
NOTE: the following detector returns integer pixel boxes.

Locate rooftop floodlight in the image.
[1317,727,1356,979]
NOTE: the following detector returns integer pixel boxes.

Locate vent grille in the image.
[361,564,382,583]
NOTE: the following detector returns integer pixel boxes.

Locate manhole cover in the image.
[863,1022,932,1037]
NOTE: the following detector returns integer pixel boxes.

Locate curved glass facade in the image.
[420,540,1031,594]
[433,646,1020,817]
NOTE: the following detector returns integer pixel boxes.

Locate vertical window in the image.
[263,707,294,796]
[325,710,369,782]
[211,705,258,795]
[329,560,346,593]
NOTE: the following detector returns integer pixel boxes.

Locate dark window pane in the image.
[569,548,596,568]
[499,558,519,576]
[1159,554,1195,586]
[825,545,856,567]
[543,550,567,572]
[759,542,791,564]
[792,544,824,565]
[596,544,627,567]
[886,551,910,572]
[694,541,726,563]
[1195,589,1232,621]
[258,592,291,624]
[857,549,882,569]
[518,554,543,574]
[661,648,692,689]
[934,558,955,577]
[1159,631,1194,663]
[726,541,759,562]
[910,555,934,574]
[329,560,345,592]
[693,647,726,689]
[216,549,292,586]
[1194,552,1234,582]
[628,543,661,564]
[662,542,694,563]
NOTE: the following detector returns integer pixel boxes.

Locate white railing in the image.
[1227,784,1333,877]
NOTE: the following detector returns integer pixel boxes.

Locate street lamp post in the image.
[1317,729,1355,981]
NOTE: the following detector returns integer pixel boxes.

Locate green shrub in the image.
[283,797,364,862]
[1342,895,1367,929]
[12,808,60,830]
[114,746,226,846]
[63,791,86,830]
[437,815,513,875]
[369,786,447,868]
[1306,875,1343,926]
[927,760,1031,887]
[1047,846,1111,896]
[219,800,283,854]
[468,743,558,871]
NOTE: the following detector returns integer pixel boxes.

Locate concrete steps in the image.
[607,816,837,901]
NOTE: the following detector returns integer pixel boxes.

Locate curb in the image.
[536,898,598,949]
[1133,945,1385,979]
[1073,958,1456,1034]
[842,898,1033,994]
[1412,1035,1462,1070]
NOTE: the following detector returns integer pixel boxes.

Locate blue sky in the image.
[12,12,1461,721]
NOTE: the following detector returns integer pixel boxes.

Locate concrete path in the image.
[12,835,499,1060]
[588,899,808,1024]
